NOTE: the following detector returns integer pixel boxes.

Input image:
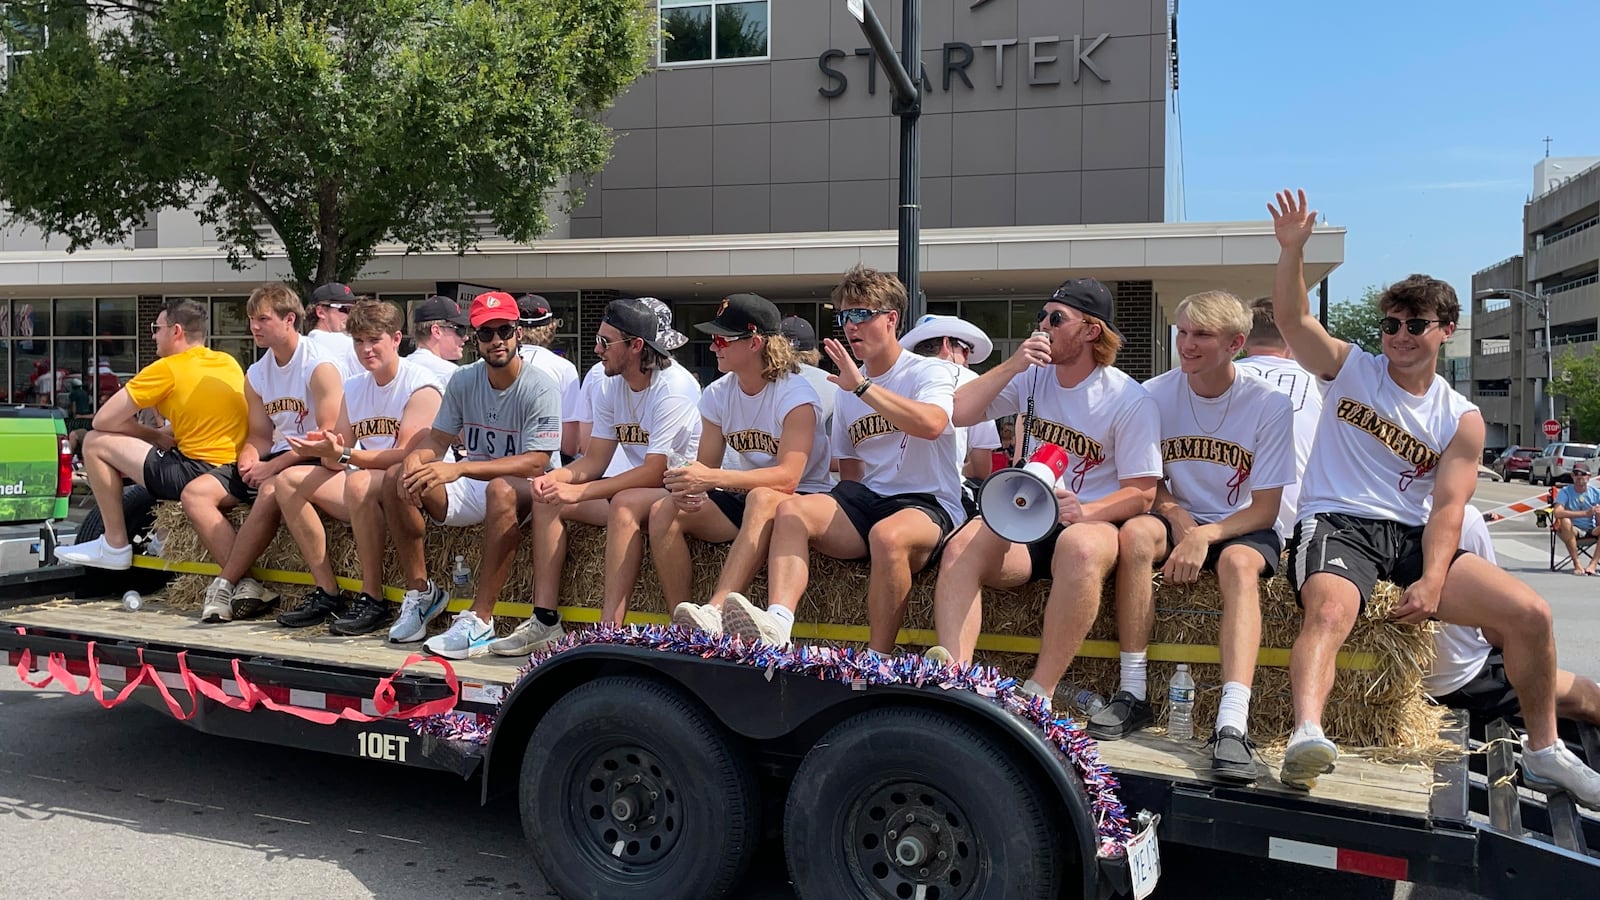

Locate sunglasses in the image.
[595,334,638,351]
[1036,309,1072,328]
[711,333,753,351]
[474,323,517,343]
[322,303,353,313]
[1378,317,1447,336]
[149,322,174,334]
[834,308,891,328]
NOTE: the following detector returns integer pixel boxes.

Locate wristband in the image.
[338,447,353,465]
[853,378,873,397]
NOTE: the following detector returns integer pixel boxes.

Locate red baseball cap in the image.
[469,291,519,328]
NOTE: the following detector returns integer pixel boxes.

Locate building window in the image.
[2,8,46,82]
[659,0,768,65]
[0,297,138,430]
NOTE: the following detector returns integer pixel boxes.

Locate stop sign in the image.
[1544,419,1562,439]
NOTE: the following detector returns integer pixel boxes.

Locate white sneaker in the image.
[924,645,955,666]
[424,611,495,660]
[488,616,567,657]
[671,602,723,635]
[200,577,235,623]
[719,592,790,646]
[1521,737,1600,810]
[388,582,448,644]
[1280,732,1339,791]
[229,577,279,620]
[57,536,133,571]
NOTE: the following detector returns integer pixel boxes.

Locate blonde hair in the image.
[521,321,558,347]
[1175,290,1252,338]
[246,283,304,327]
[795,348,822,367]
[758,333,801,383]
[831,264,907,321]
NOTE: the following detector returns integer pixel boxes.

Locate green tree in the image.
[1325,285,1383,356]
[1551,348,1600,442]
[0,0,652,290]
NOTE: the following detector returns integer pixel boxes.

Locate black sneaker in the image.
[1086,690,1154,741]
[1205,726,1261,783]
[275,588,347,628]
[329,593,391,636]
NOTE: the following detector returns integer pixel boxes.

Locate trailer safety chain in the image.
[432,624,1139,859]
[9,626,462,726]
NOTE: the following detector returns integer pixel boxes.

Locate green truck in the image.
[0,407,74,573]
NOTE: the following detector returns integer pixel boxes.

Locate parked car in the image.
[1529,442,1600,485]
[1491,446,1540,481]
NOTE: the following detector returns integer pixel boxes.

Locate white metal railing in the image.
[1544,215,1598,247]
[1551,331,1598,347]
[1475,389,1510,397]
[1548,273,1599,295]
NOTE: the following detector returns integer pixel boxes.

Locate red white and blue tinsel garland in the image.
[410,624,1135,858]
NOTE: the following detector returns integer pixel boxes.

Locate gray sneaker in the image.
[489,616,566,657]
[1521,736,1600,810]
[200,577,235,623]
[388,582,448,644]
[229,577,279,620]
[1018,679,1054,712]
[671,602,723,635]
[423,611,495,660]
[720,592,790,646]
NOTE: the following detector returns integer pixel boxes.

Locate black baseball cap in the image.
[603,298,674,357]
[781,316,818,351]
[516,294,554,326]
[414,295,469,327]
[1046,278,1120,337]
[309,282,356,307]
[695,293,781,338]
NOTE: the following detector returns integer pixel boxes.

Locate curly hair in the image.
[1379,274,1461,326]
[831,264,907,326]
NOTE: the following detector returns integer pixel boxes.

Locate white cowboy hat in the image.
[898,314,993,364]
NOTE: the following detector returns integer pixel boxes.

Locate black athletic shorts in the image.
[1287,512,1467,611]
[1026,521,1068,582]
[829,480,956,556]
[707,489,747,527]
[207,449,319,502]
[142,447,214,501]
[1429,650,1583,745]
[1142,511,1282,578]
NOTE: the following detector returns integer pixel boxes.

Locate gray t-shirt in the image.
[434,360,562,461]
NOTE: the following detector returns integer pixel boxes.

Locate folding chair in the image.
[1549,521,1599,571]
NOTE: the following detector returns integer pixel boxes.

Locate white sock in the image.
[1216,682,1252,735]
[1290,721,1326,745]
[767,605,795,641]
[1120,651,1148,701]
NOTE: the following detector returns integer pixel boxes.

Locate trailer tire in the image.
[784,706,1063,900]
[74,484,168,593]
[520,675,758,900]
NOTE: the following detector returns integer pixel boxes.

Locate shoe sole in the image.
[231,592,280,621]
[1280,743,1338,791]
[425,641,491,660]
[670,608,722,635]
[58,555,132,571]
[276,610,342,629]
[489,633,563,657]
[1086,715,1154,742]
[719,597,774,646]
[330,618,389,636]
[1211,760,1262,784]
[387,595,449,644]
[200,607,232,624]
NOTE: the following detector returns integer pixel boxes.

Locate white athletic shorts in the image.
[434,477,489,527]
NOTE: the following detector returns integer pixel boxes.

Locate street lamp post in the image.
[1476,286,1554,441]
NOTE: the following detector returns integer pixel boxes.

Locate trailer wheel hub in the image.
[849,781,973,899]
[575,744,683,867]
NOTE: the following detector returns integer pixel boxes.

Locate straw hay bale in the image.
[150,501,1444,753]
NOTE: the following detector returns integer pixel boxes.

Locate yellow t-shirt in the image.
[124,346,249,465]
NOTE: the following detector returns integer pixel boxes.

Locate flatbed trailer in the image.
[4,577,1599,899]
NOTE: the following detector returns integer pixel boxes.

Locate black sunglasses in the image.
[834,308,891,328]
[1036,309,1071,328]
[474,323,517,342]
[1378,317,1447,336]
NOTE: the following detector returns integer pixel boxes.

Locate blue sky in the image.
[1175,1,1600,311]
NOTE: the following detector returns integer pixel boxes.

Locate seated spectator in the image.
[1553,463,1600,575]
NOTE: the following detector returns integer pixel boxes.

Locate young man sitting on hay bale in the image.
[404,295,470,383]
[495,298,701,655]
[61,299,249,572]
[270,300,443,635]
[651,293,833,635]
[721,265,965,652]
[930,278,1161,711]
[1236,297,1326,541]
[368,291,561,658]
[1270,189,1600,807]
[185,283,343,624]
[1115,291,1294,780]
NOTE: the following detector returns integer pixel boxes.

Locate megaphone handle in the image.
[1014,390,1036,467]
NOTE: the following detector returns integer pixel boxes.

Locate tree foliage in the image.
[1325,285,1383,356]
[1552,348,1600,442]
[0,0,652,289]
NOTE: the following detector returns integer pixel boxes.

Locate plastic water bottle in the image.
[1167,664,1196,741]
[452,555,471,589]
[1064,682,1108,716]
[121,590,143,612]
[668,452,705,502]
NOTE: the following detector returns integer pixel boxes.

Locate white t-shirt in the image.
[248,338,338,454]
[407,347,461,385]
[831,351,965,527]
[1422,502,1497,697]
[955,367,1001,467]
[700,372,833,494]
[576,362,626,477]
[982,364,1163,503]
[1299,348,1479,527]
[1237,354,1325,539]
[796,364,837,435]
[1144,368,1296,526]
[303,329,363,380]
[519,345,582,423]
[344,359,443,452]
[592,364,703,472]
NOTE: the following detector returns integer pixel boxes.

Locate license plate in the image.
[1127,819,1161,900]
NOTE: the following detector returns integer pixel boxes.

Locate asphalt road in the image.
[1,477,1590,899]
